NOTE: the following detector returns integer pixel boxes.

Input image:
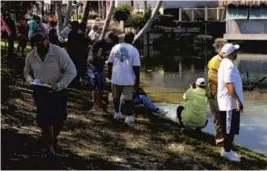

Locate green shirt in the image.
[182,88,207,127]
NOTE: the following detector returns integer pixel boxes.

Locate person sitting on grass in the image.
[176,78,208,132]
[120,87,168,115]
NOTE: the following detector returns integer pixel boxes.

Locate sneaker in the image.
[156,108,168,115]
[220,149,241,162]
[125,115,135,124]
[114,112,123,120]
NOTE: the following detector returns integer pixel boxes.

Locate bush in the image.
[113,4,133,21]
[125,7,152,29]
[125,13,146,29]
[1,58,14,102]
[88,12,99,19]
[154,14,175,27]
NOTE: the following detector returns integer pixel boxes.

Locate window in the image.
[227,6,249,19]
[250,7,267,19]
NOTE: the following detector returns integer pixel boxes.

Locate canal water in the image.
[141,69,267,156]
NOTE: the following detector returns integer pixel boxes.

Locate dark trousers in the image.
[8,37,14,56]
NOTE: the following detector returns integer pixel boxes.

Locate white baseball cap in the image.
[221,43,240,55]
[195,77,206,86]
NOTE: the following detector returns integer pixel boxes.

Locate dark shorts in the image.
[88,68,106,90]
[33,87,68,127]
[220,109,240,135]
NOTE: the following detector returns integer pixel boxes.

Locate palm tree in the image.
[82,1,90,24]
[55,1,63,33]
[63,1,72,27]
[132,0,162,44]
[99,0,115,40]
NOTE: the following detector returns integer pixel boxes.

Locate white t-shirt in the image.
[217,58,244,111]
[108,43,141,86]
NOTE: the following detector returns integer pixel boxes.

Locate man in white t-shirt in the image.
[217,43,244,162]
[107,32,141,124]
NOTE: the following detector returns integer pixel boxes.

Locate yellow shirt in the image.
[182,88,207,127]
[207,55,221,99]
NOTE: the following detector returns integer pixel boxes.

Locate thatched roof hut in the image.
[219,0,267,7]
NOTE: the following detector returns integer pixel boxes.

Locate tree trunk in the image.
[99,0,115,40]
[82,1,90,24]
[131,0,134,7]
[98,0,102,18]
[101,1,105,20]
[55,1,63,33]
[132,0,162,44]
[63,1,72,27]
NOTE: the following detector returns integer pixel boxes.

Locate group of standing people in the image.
[176,38,244,162]
[23,13,145,155]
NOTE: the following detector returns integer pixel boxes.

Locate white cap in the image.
[221,43,240,55]
[195,77,206,86]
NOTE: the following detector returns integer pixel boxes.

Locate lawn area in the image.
[1,51,267,169]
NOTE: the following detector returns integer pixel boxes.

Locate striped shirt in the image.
[24,43,77,91]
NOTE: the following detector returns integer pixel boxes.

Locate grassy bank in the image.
[1,51,267,169]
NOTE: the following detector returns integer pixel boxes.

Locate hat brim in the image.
[234,44,240,50]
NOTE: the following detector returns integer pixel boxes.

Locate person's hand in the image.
[50,82,58,91]
[236,100,243,113]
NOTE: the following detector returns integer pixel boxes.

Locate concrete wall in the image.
[226,20,267,34]
[224,20,267,40]
[236,53,267,74]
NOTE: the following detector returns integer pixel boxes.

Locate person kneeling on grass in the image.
[176,78,208,132]
[120,87,168,115]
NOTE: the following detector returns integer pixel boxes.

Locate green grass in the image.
[1,40,32,54]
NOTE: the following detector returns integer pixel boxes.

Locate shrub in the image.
[113,4,133,21]
[88,12,99,19]
[125,12,146,29]
[154,14,175,27]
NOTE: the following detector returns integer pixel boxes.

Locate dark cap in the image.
[30,30,46,43]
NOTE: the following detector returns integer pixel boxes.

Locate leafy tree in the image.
[1,1,38,19]
[113,4,133,21]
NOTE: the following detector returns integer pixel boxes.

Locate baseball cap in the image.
[221,43,240,56]
[195,78,206,86]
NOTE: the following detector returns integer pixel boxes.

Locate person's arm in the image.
[133,48,141,88]
[224,64,243,112]
[107,46,115,80]
[87,41,98,65]
[24,54,33,84]
[56,48,77,91]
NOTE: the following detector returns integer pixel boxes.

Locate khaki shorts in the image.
[112,84,133,100]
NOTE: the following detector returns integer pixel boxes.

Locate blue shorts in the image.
[88,68,106,90]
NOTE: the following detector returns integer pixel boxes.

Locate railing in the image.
[177,7,226,22]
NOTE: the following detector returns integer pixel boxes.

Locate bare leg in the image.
[113,98,120,113]
[224,134,234,152]
[41,126,55,154]
[124,100,133,116]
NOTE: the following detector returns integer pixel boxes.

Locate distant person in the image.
[16,16,28,56]
[28,15,43,48]
[87,31,117,111]
[24,30,77,155]
[48,20,59,45]
[120,87,168,115]
[107,32,141,124]
[5,14,16,56]
[176,78,208,132]
[67,21,86,88]
[207,38,228,145]
[88,24,100,42]
[217,43,243,162]
[60,21,72,40]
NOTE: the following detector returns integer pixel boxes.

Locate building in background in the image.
[220,0,267,40]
